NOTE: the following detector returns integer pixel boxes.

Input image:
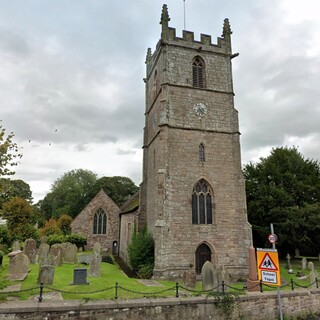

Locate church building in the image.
[72,4,252,281]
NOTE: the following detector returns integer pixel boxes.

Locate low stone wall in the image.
[0,289,320,320]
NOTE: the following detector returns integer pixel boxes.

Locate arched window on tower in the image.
[192,56,205,88]
[199,143,205,162]
[192,179,213,224]
[93,208,107,235]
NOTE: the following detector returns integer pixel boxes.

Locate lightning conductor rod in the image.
[183,0,186,30]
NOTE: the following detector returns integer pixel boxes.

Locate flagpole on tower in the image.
[183,0,186,30]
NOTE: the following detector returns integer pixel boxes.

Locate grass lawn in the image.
[0,254,319,301]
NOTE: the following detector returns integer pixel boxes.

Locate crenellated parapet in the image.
[146,4,234,72]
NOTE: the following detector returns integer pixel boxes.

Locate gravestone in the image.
[302,257,307,270]
[12,240,21,251]
[78,254,92,265]
[309,267,318,288]
[40,236,48,245]
[308,261,314,271]
[295,248,300,257]
[38,265,55,285]
[49,244,63,266]
[182,270,197,289]
[201,261,217,291]
[64,243,78,263]
[71,268,89,285]
[89,253,102,277]
[24,238,38,264]
[217,265,231,292]
[8,252,30,281]
[93,242,102,254]
[286,253,291,269]
[38,243,50,266]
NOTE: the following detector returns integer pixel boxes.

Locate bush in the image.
[128,225,154,279]
[0,225,10,246]
[46,233,87,249]
[138,263,154,279]
[47,234,65,246]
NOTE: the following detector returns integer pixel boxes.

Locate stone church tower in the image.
[139,4,252,280]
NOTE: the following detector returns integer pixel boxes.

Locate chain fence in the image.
[0,278,318,302]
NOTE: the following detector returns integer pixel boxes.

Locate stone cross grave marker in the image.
[8,252,30,281]
[93,242,102,254]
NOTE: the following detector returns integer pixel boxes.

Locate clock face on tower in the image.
[193,102,207,117]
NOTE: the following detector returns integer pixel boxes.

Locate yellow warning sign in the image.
[257,248,281,286]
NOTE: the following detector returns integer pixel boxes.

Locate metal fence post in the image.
[221,281,225,293]
[115,282,118,300]
[259,280,263,293]
[38,283,44,302]
[175,282,179,298]
[291,279,294,291]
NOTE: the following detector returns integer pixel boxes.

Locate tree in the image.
[0,123,22,177]
[0,178,33,208]
[244,147,320,256]
[1,196,38,241]
[41,169,97,219]
[89,176,139,207]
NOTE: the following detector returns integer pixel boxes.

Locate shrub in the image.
[128,225,154,279]
[47,234,65,246]
[39,218,61,237]
[66,234,87,249]
[58,214,72,235]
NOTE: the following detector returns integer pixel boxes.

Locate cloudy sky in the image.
[1,0,319,202]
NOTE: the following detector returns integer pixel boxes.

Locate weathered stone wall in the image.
[119,212,135,264]
[1,290,320,320]
[71,190,120,253]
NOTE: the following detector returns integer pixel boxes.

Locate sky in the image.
[1,0,320,203]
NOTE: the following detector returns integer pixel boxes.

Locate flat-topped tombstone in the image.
[24,238,38,264]
[78,254,92,265]
[12,240,21,251]
[38,243,50,266]
[301,257,307,270]
[64,243,77,263]
[71,268,89,285]
[49,244,63,266]
[8,252,30,281]
[201,261,217,291]
[38,265,55,285]
[93,242,102,254]
[182,270,197,289]
[89,253,102,277]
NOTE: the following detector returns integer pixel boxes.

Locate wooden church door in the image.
[195,243,211,274]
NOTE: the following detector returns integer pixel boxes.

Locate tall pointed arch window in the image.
[93,208,107,234]
[192,179,213,224]
[192,56,205,88]
[199,143,205,162]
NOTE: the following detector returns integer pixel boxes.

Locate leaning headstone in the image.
[64,243,78,263]
[12,240,21,251]
[182,270,197,289]
[37,265,55,285]
[49,244,63,266]
[8,252,30,281]
[302,257,307,270]
[24,238,38,264]
[71,268,89,285]
[93,242,102,254]
[89,253,102,277]
[38,243,50,266]
[201,261,217,291]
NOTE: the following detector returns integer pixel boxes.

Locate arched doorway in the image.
[195,243,211,274]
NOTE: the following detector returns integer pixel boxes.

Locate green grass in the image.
[0,254,319,301]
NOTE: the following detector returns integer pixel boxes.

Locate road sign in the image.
[268,234,277,244]
[257,248,281,286]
